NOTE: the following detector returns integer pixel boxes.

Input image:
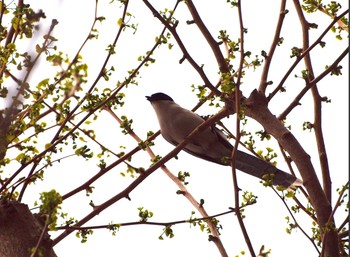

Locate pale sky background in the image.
[3,0,349,256]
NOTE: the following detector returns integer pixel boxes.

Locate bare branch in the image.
[185,0,229,74]
[259,0,287,94]
[143,0,221,95]
[268,9,349,102]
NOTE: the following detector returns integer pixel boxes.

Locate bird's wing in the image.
[210,125,234,151]
[163,114,233,165]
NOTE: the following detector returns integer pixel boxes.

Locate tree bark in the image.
[0,200,57,257]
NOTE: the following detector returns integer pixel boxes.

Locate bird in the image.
[146,92,302,188]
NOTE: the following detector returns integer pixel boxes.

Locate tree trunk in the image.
[0,200,57,257]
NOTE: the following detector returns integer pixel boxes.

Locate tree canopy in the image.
[0,0,348,257]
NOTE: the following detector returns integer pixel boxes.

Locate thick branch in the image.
[245,89,339,256]
[185,0,229,74]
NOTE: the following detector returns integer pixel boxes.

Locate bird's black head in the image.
[146,92,174,102]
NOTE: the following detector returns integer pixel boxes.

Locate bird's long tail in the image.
[234,150,302,189]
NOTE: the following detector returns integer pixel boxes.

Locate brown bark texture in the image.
[0,200,57,257]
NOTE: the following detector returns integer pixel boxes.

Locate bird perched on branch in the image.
[146,92,302,189]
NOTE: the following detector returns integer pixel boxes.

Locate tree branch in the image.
[259,0,287,94]
[53,106,231,245]
[142,0,221,95]
[56,208,236,231]
[230,1,255,257]
[185,0,230,74]
[267,9,349,102]
[244,88,339,257]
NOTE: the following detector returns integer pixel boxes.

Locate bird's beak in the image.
[146,96,151,101]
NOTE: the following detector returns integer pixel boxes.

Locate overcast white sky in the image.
[5,0,348,256]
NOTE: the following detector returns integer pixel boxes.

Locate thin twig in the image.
[30,215,50,257]
[143,0,221,95]
[272,187,321,254]
[259,0,287,94]
[268,9,349,102]
[230,1,256,256]
[56,208,236,231]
